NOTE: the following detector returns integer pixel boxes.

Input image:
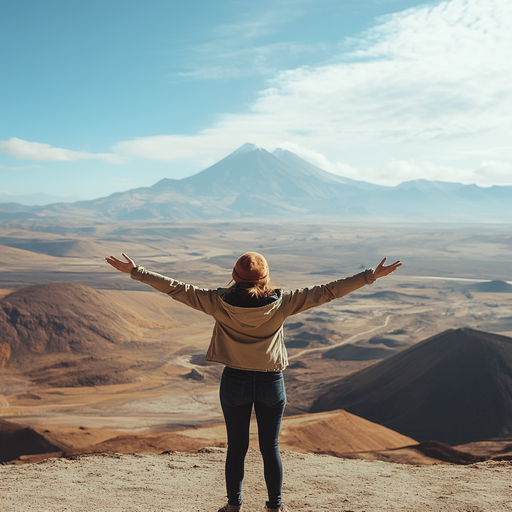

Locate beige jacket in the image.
[130,266,376,371]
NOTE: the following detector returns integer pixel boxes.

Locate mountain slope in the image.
[0,282,170,365]
[272,148,381,190]
[311,328,512,443]
[0,282,172,386]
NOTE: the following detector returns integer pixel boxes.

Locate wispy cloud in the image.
[253,0,511,145]
[175,42,327,81]
[116,0,511,186]
[474,160,512,184]
[170,1,326,81]
[0,138,120,163]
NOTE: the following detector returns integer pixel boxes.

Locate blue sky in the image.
[1,0,511,202]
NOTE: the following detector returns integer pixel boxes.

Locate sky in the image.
[1,0,511,203]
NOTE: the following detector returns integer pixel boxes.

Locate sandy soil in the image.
[1,449,511,512]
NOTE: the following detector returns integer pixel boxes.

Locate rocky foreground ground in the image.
[1,448,511,512]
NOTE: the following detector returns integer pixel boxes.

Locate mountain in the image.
[66,143,372,221]
[1,143,511,222]
[310,328,512,444]
[0,192,84,206]
[390,179,512,220]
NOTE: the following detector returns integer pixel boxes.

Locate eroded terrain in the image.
[1,220,511,438]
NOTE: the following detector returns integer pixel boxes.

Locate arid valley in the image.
[1,219,512,511]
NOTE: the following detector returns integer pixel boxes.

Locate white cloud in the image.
[474,160,512,185]
[0,138,120,163]
[253,0,511,143]
[307,157,512,187]
[113,133,235,161]
[352,159,477,186]
[117,0,512,185]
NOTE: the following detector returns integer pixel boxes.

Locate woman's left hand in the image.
[105,253,136,274]
[374,258,402,279]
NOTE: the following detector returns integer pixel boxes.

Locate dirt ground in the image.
[1,448,511,512]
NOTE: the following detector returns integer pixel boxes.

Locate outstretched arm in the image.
[105,253,135,274]
[282,258,402,317]
[104,253,219,315]
[374,258,402,279]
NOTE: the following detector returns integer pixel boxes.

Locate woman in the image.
[106,251,401,511]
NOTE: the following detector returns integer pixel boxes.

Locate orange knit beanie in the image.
[232,252,269,284]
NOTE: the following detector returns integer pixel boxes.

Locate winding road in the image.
[288,314,391,360]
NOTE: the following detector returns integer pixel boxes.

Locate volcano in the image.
[3,144,510,222]
[311,328,512,444]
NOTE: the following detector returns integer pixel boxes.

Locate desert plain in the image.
[1,219,512,511]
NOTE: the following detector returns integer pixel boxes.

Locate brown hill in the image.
[0,409,416,465]
[0,283,168,386]
[0,244,57,266]
[4,411,507,467]
[0,282,143,367]
[342,440,487,465]
[351,290,429,302]
[311,328,512,444]
[278,409,416,454]
[0,418,69,463]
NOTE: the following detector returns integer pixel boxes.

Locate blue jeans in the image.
[220,366,287,509]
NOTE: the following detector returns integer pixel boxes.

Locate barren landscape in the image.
[1,219,511,510]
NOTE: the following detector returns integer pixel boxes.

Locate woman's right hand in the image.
[374,257,402,279]
[105,253,136,274]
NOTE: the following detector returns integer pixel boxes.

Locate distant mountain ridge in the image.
[1,143,510,222]
[0,192,84,206]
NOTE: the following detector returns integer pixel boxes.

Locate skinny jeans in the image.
[220,366,286,509]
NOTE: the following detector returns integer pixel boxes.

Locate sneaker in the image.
[265,505,287,512]
[218,505,242,512]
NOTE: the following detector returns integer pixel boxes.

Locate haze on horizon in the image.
[1,0,511,202]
